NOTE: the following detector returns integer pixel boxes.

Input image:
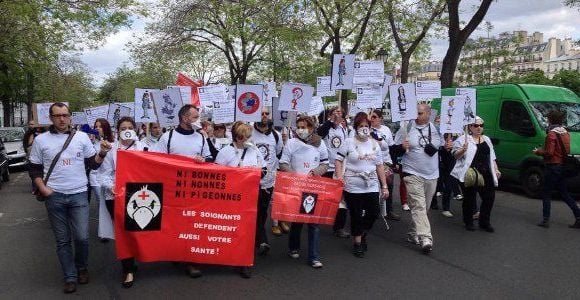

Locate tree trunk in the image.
[400,53,411,83]
[441,42,463,88]
[26,71,34,122]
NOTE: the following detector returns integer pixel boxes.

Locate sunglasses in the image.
[471,124,484,128]
[261,112,270,116]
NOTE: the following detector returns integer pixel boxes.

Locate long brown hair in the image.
[94,118,114,142]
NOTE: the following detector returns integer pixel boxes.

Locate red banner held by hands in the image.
[114,150,260,266]
[175,72,203,107]
[271,172,343,225]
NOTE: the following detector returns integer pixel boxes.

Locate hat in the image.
[80,124,99,136]
[471,116,484,125]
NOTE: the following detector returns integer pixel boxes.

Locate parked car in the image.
[0,127,27,168]
[0,138,9,186]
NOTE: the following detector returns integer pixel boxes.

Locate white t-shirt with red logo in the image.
[279,138,328,174]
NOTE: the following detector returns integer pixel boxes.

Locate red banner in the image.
[271,172,343,225]
[114,150,260,266]
[175,72,203,107]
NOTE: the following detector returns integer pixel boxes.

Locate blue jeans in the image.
[45,191,90,283]
[542,164,580,221]
[288,223,320,263]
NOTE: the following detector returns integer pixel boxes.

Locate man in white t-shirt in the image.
[28,103,112,293]
[393,104,441,254]
[141,122,163,150]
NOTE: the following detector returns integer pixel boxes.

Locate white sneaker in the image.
[442,211,454,218]
[288,250,299,259]
[402,204,411,211]
[436,192,442,197]
[311,260,323,268]
[454,194,464,201]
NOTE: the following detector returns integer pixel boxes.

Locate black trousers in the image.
[256,187,273,246]
[460,172,495,226]
[344,192,379,237]
[105,200,137,274]
[324,171,347,231]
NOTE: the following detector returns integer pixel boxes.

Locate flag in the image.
[175,72,203,107]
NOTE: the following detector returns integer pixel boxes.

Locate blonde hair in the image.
[231,121,252,139]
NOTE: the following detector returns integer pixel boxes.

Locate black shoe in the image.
[465,223,475,231]
[100,238,109,243]
[537,220,550,228]
[186,265,202,278]
[122,273,134,288]
[569,220,580,228]
[386,212,401,221]
[77,269,89,284]
[333,229,350,238]
[257,243,270,256]
[240,267,252,279]
[353,243,364,258]
[63,282,76,294]
[480,224,495,233]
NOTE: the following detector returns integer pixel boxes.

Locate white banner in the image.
[278,83,314,113]
[212,85,236,124]
[353,61,385,86]
[134,89,158,123]
[331,54,355,90]
[316,76,335,97]
[84,105,109,127]
[153,88,183,127]
[235,84,264,122]
[416,81,441,100]
[456,88,477,125]
[389,83,418,122]
[440,96,466,133]
[198,84,227,107]
[355,86,383,109]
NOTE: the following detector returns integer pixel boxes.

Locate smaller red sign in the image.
[237,92,260,114]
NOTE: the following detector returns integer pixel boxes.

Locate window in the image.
[500,101,535,136]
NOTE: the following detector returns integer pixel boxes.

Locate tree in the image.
[502,69,553,86]
[385,0,446,83]
[553,70,580,95]
[440,0,493,88]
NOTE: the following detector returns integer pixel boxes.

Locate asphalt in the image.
[1,170,579,299]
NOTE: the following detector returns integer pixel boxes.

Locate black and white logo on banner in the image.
[125,183,163,231]
[300,192,318,215]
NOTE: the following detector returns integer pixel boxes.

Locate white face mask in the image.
[357,127,370,137]
[296,128,310,140]
[120,129,137,141]
[191,120,202,130]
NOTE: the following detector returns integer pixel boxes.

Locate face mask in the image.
[191,120,202,130]
[296,128,310,140]
[357,127,370,137]
[120,129,137,141]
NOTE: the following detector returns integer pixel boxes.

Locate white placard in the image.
[355,86,383,109]
[34,102,69,126]
[134,89,158,123]
[353,61,385,86]
[168,85,192,105]
[440,96,466,133]
[331,54,355,90]
[316,76,335,97]
[211,90,235,124]
[308,96,325,117]
[153,88,183,127]
[71,112,87,125]
[348,101,366,117]
[278,83,314,113]
[235,84,264,122]
[84,105,109,127]
[389,83,418,122]
[456,88,477,124]
[117,102,134,117]
[198,84,227,108]
[260,81,278,106]
[416,81,441,100]
[381,74,394,101]
[107,103,132,127]
[272,97,297,128]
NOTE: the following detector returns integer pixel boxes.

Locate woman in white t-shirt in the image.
[99,117,145,288]
[215,121,266,278]
[279,116,329,269]
[335,112,389,258]
[92,119,115,242]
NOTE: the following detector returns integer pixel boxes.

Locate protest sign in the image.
[389,83,418,122]
[272,97,297,128]
[107,103,132,128]
[456,88,477,124]
[153,88,183,127]
[271,172,343,225]
[168,86,192,108]
[440,96,466,134]
[71,112,87,125]
[33,102,69,126]
[331,54,355,90]
[198,84,227,108]
[278,83,314,113]
[84,105,109,127]
[380,74,394,101]
[235,84,263,122]
[175,72,203,107]
[307,96,325,117]
[259,81,278,106]
[415,81,441,100]
[134,89,158,123]
[316,76,335,97]
[114,150,260,266]
[212,85,235,124]
[353,61,385,86]
[355,86,383,109]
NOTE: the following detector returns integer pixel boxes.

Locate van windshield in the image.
[529,102,580,132]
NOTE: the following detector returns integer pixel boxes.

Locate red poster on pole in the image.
[271,172,343,225]
[114,150,260,266]
[175,72,203,107]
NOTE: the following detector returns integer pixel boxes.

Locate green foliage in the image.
[552,70,580,95]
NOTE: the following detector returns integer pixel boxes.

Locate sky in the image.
[80,0,580,86]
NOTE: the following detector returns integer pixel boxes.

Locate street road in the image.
[1,170,579,299]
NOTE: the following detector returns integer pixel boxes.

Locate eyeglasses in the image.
[51,114,70,118]
[471,124,484,128]
[261,112,270,116]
